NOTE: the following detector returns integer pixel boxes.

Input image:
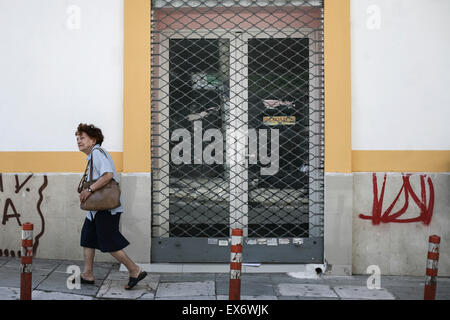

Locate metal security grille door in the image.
[151,0,324,263]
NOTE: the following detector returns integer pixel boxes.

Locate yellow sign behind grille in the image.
[263,116,296,126]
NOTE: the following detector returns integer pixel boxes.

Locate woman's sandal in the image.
[80,276,95,285]
[72,276,95,285]
[125,269,147,290]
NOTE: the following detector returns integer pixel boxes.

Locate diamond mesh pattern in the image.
[151,0,324,241]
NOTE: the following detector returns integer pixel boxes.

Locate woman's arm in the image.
[89,172,114,192]
[79,172,114,203]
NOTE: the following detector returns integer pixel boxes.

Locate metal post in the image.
[229,228,243,300]
[424,235,440,300]
[20,222,33,300]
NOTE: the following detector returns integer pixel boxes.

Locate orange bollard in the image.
[424,235,440,300]
[20,223,33,300]
[229,228,243,300]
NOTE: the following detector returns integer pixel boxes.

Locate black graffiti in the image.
[33,175,48,254]
[14,174,33,193]
[0,249,20,258]
[0,174,48,255]
[2,198,22,226]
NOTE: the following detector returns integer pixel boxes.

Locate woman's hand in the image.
[79,173,113,203]
[79,189,92,203]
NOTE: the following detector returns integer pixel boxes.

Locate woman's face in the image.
[76,131,97,154]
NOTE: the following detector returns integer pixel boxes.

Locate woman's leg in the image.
[110,250,141,277]
[81,247,95,280]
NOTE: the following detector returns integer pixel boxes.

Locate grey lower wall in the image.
[1,172,448,276]
[0,173,151,264]
[352,172,449,277]
[325,172,449,276]
[119,173,152,263]
[324,173,353,276]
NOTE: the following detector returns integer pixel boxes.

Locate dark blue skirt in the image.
[80,210,130,253]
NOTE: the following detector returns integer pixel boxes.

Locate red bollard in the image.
[424,235,440,300]
[229,228,243,300]
[20,223,33,300]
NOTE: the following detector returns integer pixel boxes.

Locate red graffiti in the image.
[359,173,434,225]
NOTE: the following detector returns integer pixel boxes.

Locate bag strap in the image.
[77,162,89,193]
[77,147,108,193]
[89,147,108,182]
[89,151,94,182]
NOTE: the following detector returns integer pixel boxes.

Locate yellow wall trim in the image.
[352,150,450,172]
[0,152,123,173]
[123,0,151,172]
[2,151,447,173]
[324,0,352,173]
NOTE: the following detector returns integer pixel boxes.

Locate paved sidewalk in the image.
[1,257,449,300]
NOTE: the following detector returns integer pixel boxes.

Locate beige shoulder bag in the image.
[77,148,121,211]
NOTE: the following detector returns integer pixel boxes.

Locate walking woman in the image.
[75,123,147,290]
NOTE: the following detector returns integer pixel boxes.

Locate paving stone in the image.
[1,259,21,270]
[277,296,339,300]
[35,271,100,296]
[53,260,83,268]
[382,275,425,283]
[139,292,156,300]
[382,285,430,300]
[217,295,277,300]
[436,294,450,300]
[0,268,49,289]
[386,289,422,300]
[104,270,129,281]
[97,280,151,299]
[159,273,215,283]
[215,279,231,295]
[241,282,276,296]
[2,258,62,272]
[0,287,95,301]
[0,287,20,300]
[242,295,278,300]
[241,295,278,300]
[107,271,158,288]
[240,274,275,284]
[216,279,275,296]
[276,283,338,298]
[0,259,10,267]
[156,295,216,300]
[54,262,111,280]
[156,281,215,298]
[216,279,276,296]
[437,284,450,294]
[182,264,229,273]
[322,276,368,287]
[30,259,63,271]
[333,286,395,300]
[437,277,450,283]
[270,274,325,284]
[97,274,158,299]
[381,278,425,288]
[32,290,95,300]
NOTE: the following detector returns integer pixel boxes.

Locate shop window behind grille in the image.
[151,0,324,262]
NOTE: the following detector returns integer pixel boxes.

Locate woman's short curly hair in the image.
[75,123,104,146]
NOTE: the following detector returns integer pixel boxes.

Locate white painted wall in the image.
[351,0,450,150]
[2,0,448,152]
[0,0,124,152]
